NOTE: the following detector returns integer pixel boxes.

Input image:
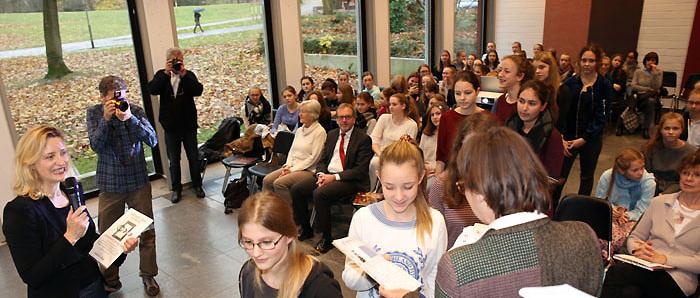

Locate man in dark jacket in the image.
[290,103,373,253]
[148,47,205,203]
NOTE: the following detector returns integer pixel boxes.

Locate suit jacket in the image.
[148,69,204,131]
[317,127,373,192]
[2,195,124,297]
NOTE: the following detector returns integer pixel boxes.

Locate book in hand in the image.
[89,209,153,268]
[333,237,421,292]
[613,254,673,271]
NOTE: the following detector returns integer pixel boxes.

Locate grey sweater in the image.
[631,68,663,94]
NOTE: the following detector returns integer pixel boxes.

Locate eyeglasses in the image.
[337,115,354,120]
[239,234,285,250]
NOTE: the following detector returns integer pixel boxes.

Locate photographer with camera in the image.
[148,47,205,203]
[86,75,160,296]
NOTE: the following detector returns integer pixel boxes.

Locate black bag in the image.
[198,117,242,164]
[223,178,249,214]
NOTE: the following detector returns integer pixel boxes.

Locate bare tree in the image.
[43,0,72,79]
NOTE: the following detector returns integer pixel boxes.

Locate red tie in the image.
[339,132,346,169]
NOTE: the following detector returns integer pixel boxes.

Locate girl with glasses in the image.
[238,191,342,298]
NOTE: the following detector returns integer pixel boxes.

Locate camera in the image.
[171,59,182,72]
[113,89,129,112]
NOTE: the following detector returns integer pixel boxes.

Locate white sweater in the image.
[285,121,327,172]
[342,202,448,298]
[371,114,418,150]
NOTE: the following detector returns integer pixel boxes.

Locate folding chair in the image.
[220,137,264,195]
[553,194,613,267]
[247,131,295,192]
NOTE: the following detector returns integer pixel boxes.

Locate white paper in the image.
[333,237,421,291]
[89,209,153,268]
[613,254,673,271]
[519,284,595,298]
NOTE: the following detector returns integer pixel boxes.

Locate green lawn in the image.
[0,3,261,50]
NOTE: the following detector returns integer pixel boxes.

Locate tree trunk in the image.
[43,0,72,79]
[322,0,333,15]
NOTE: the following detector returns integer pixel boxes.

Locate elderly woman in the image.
[262,100,327,204]
[601,152,700,298]
[2,125,137,298]
[435,127,603,297]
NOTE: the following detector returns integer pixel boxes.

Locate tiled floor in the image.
[0,127,646,297]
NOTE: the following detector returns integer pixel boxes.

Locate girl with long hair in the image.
[485,49,500,73]
[493,54,534,124]
[271,86,301,134]
[594,148,656,252]
[419,102,450,183]
[644,112,698,194]
[342,138,447,298]
[298,76,315,102]
[354,91,377,134]
[238,192,342,298]
[609,53,628,134]
[533,51,572,132]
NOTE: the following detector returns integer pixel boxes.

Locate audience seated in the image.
[361,71,381,102]
[321,79,340,112]
[263,100,326,203]
[271,86,301,135]
[376,87,395,118]
[407,73,424,116]
[342,138,447,298]
[417,63,433,81]
[338,83,355,106]
[482,41,496,61]
[433,49,452,81]
[485,49,500,73]
[493,54,534,124]
[623,51,640,97]
[472,62,489,79]
[238,192,343,297]
[532,52,572,132]
[681,87,700,146]
[644,112,697,194]
[354,91,377,135]
[436,127,604,297]
[601,152,700,298]
[291,104,373,254]
[429,112,497,247]
[369,93,419,190]
[419,102,449,187]
[454,50,468,71]
[306,90,333,132]
[532,43,544,57]
[298,76,315,102]
[505,80,564,180]
[511,41,522,55]
[436,71,488,174]
[558,44,610,200]
[631,52,663,139]
[242,86,272,127]
[594,149,656,252]
[337,71,354,97]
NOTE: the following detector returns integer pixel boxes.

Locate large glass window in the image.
[171,1,269,143]
[0,1,151,192]
[454,0,481,61]
[389,0,427,77]
[300,0,360,92]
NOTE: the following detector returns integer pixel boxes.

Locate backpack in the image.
[223,178,249,214]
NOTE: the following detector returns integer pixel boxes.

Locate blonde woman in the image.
[238,191,342,297]
[3,125,137,297]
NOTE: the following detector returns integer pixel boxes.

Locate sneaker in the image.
[142,276,160,296]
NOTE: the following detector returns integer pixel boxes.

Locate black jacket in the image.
[238,259,342,297]
[317,127,373,192]
[148,69,204,131]
[244,94,272,125]
[3,195,125,297]
[563,74,611,141]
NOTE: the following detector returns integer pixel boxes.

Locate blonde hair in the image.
[13,125,68,200]
[533,52,561,95]
[238,192,314,298]
[378,138,433,247]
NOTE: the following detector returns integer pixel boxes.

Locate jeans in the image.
[555,136,603,205]
[164,128,202,190]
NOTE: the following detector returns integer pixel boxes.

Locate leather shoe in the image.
[194,186,206,198]
[104,280,122,294]
[142,276,160,296]
[170,191,182,203]
[298,228,314,241]
[315,238,334,254]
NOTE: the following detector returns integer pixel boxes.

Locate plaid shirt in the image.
[87,103,158,193]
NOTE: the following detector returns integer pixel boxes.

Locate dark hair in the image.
[362,71,374,80]
[321,78,338,92]
[518,80,559,122]
[502,55,535,83]
[485,50,500,70]
[306,90,329,114]
[439,49,453,70]
[99,75,127,97]
[390,93,420,124]
[455,127,551,217]
[578,43,604,73]
[424,80,439,94]
[643,52,660,66]
[453,70,481,90]
[422,102,449,137]
[678,150,700,174]
[282,85,297,96]
[300,76,314,85]
[445,112,498,208]
[628,50,639,60]
[356,91,374,107]
[339,83,355,104]
[381,86,398,99]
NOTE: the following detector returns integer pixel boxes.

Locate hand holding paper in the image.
[89,209,153,268]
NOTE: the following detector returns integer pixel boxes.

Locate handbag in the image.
[620,107,640,132]
[353,181,383,207]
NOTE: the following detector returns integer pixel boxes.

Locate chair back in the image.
[663,71,677,88]
[553,194,612,241]
[685,73,700,90]
[272,131,295,154]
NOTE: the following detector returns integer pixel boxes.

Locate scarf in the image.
[506,110,554,153]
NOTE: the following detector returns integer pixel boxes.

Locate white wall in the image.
[492,0,546,59]
[637,0,697,92]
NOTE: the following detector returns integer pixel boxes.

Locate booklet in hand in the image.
[89,209,153,268]
[613,254,673,271]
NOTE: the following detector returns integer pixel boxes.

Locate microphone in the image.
[63,177,84,212]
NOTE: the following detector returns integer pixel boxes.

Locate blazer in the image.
[627,193,700,296]
[317,126,373,192]
[147,69,204,131]
[2,195,123,297]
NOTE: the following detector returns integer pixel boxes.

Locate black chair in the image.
[220,137,264,195]
[553,194,613,266]
[660,71,679,110]
[247,130,295,191]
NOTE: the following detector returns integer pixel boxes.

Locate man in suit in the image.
[290,103,373,253]
[148,47,205,203]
